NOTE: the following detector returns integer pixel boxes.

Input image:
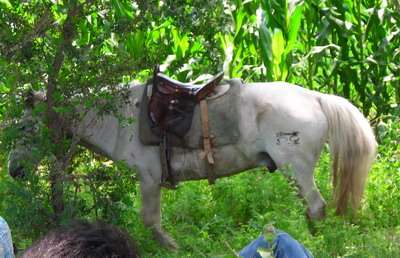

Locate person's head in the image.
[20,220,139,258]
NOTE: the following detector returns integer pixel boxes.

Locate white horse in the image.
[8,80,376,248]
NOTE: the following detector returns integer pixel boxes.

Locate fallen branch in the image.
[224,240,239,258]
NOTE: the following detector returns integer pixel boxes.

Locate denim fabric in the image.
[238,234,269,258]
[0,217,14,258]
[239,230,313,258]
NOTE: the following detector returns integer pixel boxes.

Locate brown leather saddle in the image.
[149,66,224,138]
[148,65,224,188]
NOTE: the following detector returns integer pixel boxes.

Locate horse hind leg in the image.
[278,156,327,220]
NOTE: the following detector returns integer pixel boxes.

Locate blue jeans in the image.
[0,217,14,258]
[239,230,313,258]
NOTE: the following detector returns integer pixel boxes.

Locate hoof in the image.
[152,227,179,249]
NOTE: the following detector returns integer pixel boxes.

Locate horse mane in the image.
[20,220,140,258]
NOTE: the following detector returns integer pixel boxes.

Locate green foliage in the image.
[63,155,140,223]
[258,0,303,81]
[0,152,138,249]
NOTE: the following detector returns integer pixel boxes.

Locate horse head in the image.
[7,89,46,179]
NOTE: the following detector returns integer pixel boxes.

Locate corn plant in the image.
[225,0,400,120]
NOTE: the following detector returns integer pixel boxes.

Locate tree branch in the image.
[46,0,94,157]
[4,11,54,57]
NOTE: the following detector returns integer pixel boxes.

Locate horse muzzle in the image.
[9,164,25,179]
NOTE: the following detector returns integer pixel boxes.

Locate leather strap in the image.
[159,132,177,190]
[200,99,215,184]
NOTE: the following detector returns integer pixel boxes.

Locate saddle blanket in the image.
[139,78,242,149]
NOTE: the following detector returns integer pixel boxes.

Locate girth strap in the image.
[199,99,215,184]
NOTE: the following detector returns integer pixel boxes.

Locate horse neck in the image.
[76,82,146,160]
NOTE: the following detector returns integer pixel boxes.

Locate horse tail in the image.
[318,94,376,215]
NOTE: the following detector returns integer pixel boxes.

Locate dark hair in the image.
[20,220,139,258]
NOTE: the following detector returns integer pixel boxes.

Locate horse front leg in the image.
[140,180,178,249]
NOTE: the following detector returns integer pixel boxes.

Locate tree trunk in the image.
[49,160,65,224]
